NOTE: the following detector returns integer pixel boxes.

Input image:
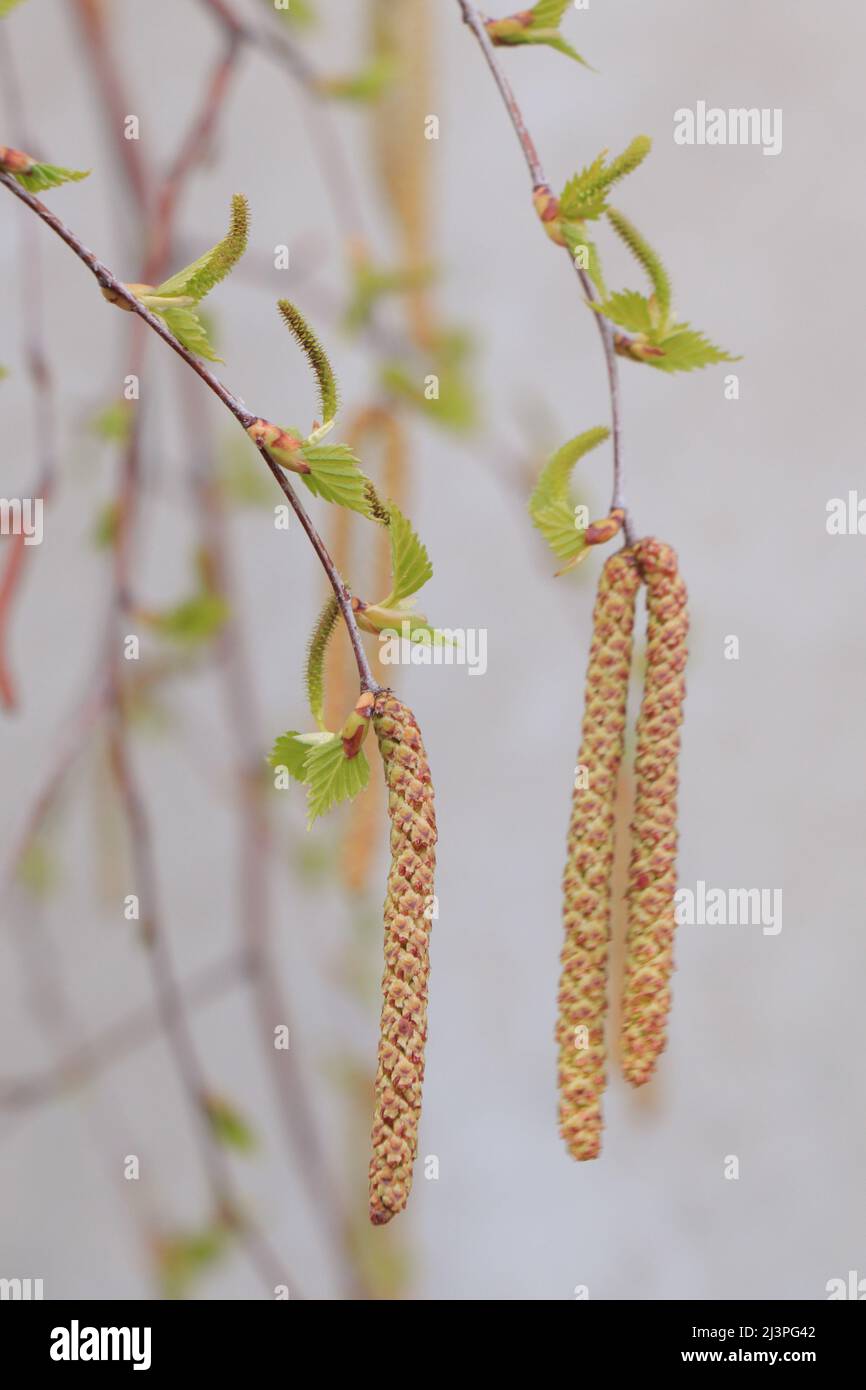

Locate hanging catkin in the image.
[620,538,688,1086]
[557,549,641,1160]
[368,692,437,1224]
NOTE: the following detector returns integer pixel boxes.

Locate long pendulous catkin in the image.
[369,692,437,1225]
[620,538,689,1086]
[557,549,641,1160]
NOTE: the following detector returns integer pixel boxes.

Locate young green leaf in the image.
[298,442,373,515]
[305,593,339,729]
[643,324,739,374]
[158,304,222,362]
[529,426,609,567]
[268,730,332,783]
[304,734,370,827]
[276,300,338,426]
[486,1,592,68]
[154,194,248,301]
[382,505,433,606]
[591,289,655,335]
[559,137,651,223]
[13,162,90,194]
[606,207,672,320]
[0,0,27,15]
[562,226,607,296]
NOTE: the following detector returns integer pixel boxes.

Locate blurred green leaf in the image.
[204,1095,257,1153]
[149,593,229,645]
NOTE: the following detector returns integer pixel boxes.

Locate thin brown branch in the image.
[0,948,250,1112]
[106,713,297,1296]
[181,381,372,1297]
[195,0,368,237]
[142,32,242,281]
[455,0,635,544]
[0,32,60,710]
[70,0,152,213]
[0,171,380,694]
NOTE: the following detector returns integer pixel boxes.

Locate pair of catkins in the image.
[367,538,688,1224]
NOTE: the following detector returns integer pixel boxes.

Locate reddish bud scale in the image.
[557,550,641,1160]
[0,147,34,175]
[620,539,689,1085]
[368,693,437,1225]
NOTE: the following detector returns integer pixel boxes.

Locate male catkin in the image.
[557,549,641,1160]
[369,692,437,1224]
[620,538,688,1085]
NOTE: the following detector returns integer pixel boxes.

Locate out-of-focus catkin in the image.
[340,408,409,895]
[557,549,641,1160]
[620,538,688,1086]
[368,692,436,1224]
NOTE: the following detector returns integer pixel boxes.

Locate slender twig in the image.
[106,714,296,1296]
[0,31,59,709]
[455,0,635,544]
[195,0,368,238]
[0,947,251,1111]
[0,171,380,694]
[70,0,152,214]
[180,380,372,1297]
[142,33,242,280]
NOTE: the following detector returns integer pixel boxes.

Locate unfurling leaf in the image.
[594,209,739,372]
[486,1,593,69]
[606,207,672,319]
[8,158,90,194]
[559,136,651,224]
[306,594,340,729]
[276,300,338,426]
[154,194,248,302]
[382,505,433,607]
[120,195,247,360]
[529,426,609,569]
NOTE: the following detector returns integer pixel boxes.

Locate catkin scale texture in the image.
[368,693,437,1225]
[557,550,641,1160]
[620,539,688,1085]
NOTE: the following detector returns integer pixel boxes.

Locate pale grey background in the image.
[0,0,863,1299]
